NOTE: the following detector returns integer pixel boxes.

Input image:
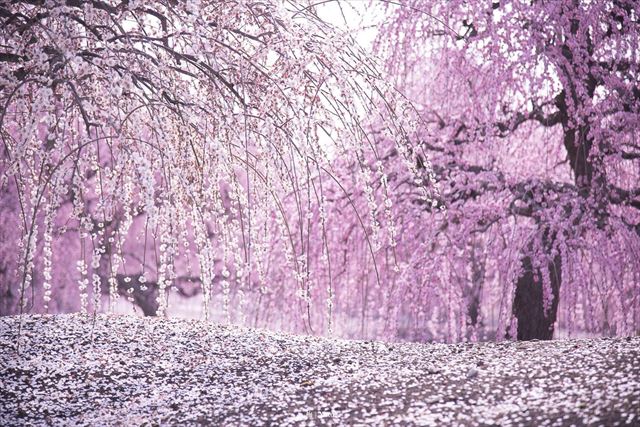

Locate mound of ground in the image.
[0,314,638,426]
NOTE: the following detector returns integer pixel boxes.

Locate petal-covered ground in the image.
[0,315,638,426]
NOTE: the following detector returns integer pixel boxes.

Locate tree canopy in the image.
[1,0,638,342]
[375,0,640,339]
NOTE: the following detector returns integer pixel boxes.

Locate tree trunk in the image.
[512,253,562,340]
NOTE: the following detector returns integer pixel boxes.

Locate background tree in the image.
[374,0,640,339]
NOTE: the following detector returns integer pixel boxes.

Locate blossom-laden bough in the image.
[0,0,440,338]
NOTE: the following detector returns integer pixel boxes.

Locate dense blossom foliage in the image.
[2,0,638,342]
[374,0,640,339]
[0,0,439,337]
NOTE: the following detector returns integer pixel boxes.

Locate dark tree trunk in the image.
[98,273,159,317]
[129,284,160,317]
[466,240,485,332]
[513,253,562,340]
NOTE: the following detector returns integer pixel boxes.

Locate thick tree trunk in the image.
[512,253,562,340]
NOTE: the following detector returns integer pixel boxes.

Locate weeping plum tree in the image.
[4,0,637,343]
[374,0,640,339]
[0,0,440,336]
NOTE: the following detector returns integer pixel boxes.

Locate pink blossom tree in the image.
[3,0,638,343]
[0,0,439,338]
[374,0,640,339]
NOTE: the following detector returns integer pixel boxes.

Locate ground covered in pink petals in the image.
[1,315,639,426]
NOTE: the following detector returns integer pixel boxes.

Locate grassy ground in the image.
[1,314,639,426]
